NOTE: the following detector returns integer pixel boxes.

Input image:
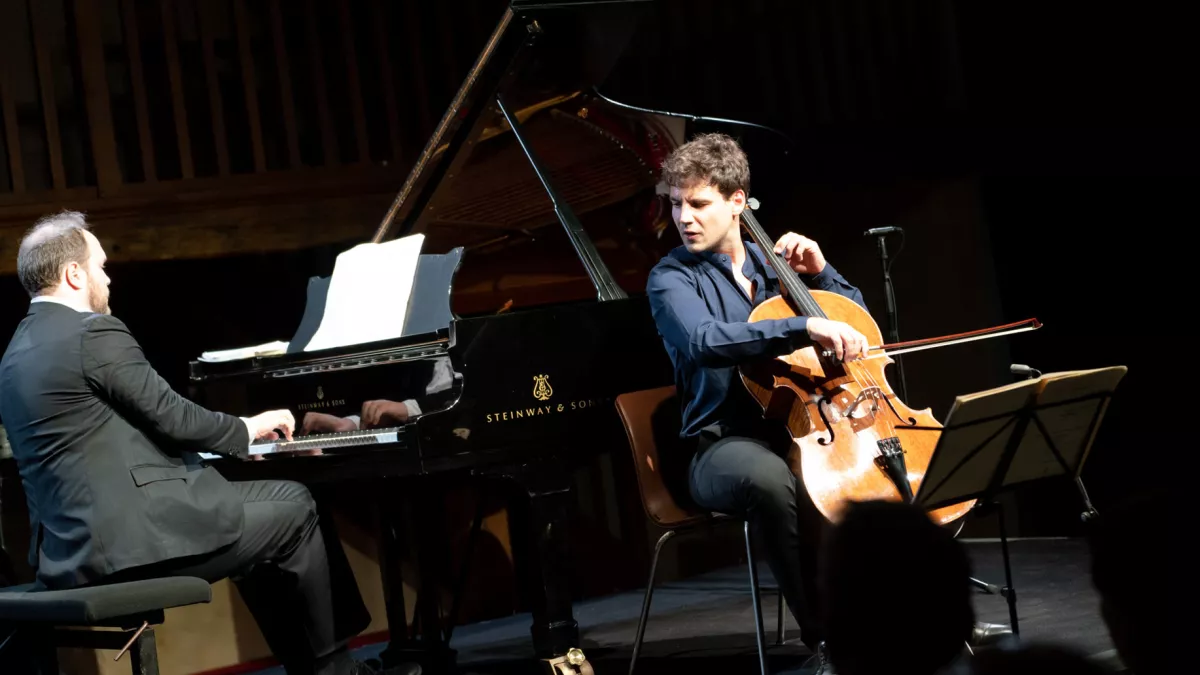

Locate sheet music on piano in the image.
[198,340,290,363]
[195,233,426,364]
[304,233,425,352]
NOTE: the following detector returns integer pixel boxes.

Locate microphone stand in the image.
[872,230,908,401]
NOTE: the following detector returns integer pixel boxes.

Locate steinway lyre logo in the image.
[486,373,603,423]
[532,374,554,401]
[296,384,345,412]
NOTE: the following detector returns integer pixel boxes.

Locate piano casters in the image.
[545,647,594,675]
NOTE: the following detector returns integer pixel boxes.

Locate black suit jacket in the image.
[0,301,250,589]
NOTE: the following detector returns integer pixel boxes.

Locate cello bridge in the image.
[842,386,882,418]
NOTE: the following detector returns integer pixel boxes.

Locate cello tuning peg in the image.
[747,197,760,210]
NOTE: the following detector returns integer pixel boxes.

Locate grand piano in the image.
[189,1,677,672]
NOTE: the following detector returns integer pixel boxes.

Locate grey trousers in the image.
[688,429,826,649]
[101,480,371,675]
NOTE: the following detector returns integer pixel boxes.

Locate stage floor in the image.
[249,537,1122,675]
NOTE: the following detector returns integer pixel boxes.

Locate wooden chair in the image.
[615,385,783,675]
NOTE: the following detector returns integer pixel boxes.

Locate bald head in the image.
[17,211,93,298]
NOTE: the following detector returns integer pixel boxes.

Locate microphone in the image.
[1010,364,1042,379]
[863,226,904,236]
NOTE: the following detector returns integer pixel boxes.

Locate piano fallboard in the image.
[417,296,672,461]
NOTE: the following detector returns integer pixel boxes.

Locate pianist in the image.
[646,133,870,672]
[0,211,416,675]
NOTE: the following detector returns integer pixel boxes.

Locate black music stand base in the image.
[963,500,1020,637]
[962,471,1100,641]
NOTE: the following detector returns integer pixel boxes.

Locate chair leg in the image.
[130,627,159,675]
[775,591,785,645]
[0,625,17,656]
[744,521,769,675]
[629,529,677,675]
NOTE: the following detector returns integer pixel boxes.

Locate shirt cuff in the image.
[806,261,840,287]
[240,417,254,448]
[345,415,362,430]
[403,399,422,417]
[785,316,812,349]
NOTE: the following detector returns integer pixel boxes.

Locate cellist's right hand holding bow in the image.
[805,317,869,362]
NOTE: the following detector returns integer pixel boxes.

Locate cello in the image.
[736,204,1040,525]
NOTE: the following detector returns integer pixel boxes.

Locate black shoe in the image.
[801,641,836,675]
[971,621,1013,646]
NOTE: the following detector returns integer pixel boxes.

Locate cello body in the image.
[740,290,975,526]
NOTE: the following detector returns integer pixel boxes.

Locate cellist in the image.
[646,132,869,672]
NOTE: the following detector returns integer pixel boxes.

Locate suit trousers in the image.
[688,428,827,650]
[99,480,370,674]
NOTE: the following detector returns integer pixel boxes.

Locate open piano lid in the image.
[371,0,655,302]
[190,1,656,377]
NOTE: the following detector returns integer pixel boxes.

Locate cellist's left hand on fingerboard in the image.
[773,232,827,276]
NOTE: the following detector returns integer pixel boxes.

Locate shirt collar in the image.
[31,295,92,313]
[695,242,770,278]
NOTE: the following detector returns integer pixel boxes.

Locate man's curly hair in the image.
[660,132,750,199]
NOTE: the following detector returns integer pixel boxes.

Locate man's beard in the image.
[88,278,110,315]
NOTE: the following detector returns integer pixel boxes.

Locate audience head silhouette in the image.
[1087,487,1179,675]
[820,500,974,675]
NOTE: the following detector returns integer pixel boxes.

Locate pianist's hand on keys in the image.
[246,409,295,442]
[249,428,403,459]
[301,412,357,435]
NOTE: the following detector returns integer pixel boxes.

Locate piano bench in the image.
[0,576,212,675]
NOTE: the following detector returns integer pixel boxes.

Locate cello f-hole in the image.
[881,392,917,426]
[815,397,836,446]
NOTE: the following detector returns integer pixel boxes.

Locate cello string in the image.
[845,334,898,439]
[853,357,896,438]
[837,350,895,440]
[856,359,900,467]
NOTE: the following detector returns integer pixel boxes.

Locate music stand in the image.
[914,366,1127,637]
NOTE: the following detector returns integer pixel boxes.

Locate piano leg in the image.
[502,462,591,672]
[378,492,409,648]
[377,483,456,673]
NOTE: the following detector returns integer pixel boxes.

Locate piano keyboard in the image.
[249,427,404,456]
[199,427,405,460]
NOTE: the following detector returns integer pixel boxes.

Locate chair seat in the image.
[0,577,211,624]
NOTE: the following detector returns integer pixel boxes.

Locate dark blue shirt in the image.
[646,242,867,438]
